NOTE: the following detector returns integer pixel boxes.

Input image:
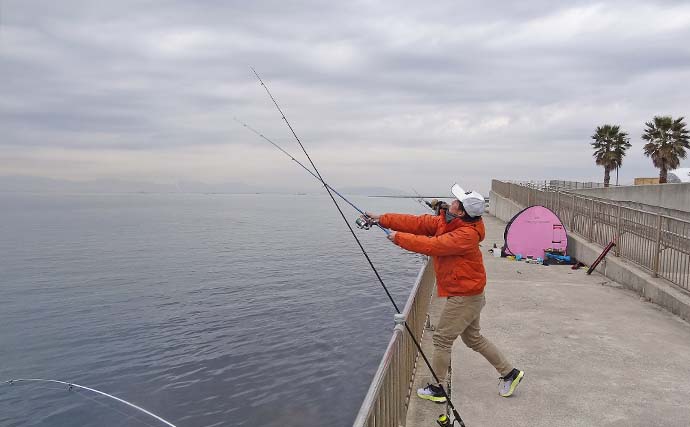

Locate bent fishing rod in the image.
[233,117,389,235]
[3,378,177,427]
[251,67,466,427]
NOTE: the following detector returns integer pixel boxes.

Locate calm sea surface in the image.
[0,193,429,427]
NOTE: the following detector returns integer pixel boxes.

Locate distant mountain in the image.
[174,181,268,194]
[0,176,280,194]
[338,186,406,196]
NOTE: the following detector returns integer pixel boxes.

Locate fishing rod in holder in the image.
[250,67,466,427]
[233,117,389,236]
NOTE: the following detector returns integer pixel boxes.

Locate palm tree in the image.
[641,116,690,183]
[591,124,631,187]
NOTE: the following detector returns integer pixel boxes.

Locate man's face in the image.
[449,200,464,215]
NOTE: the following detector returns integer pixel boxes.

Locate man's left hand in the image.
[387,231,397,242]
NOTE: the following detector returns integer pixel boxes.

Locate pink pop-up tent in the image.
[503,205,567,258]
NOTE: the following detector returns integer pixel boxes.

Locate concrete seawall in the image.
[571,182,690,217]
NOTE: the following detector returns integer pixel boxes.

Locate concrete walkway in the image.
[407,214,690,427]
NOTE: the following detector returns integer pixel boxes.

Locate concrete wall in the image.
[489,190,690,322]
[571,182,690,213]
[488,190,523,220]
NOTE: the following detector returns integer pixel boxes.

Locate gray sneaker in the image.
[498,368,524,397]
[416,383,447,403]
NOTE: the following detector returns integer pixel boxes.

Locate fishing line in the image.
[3,379,177,427]
[251,68,465,426]
[233,117,390,236]
[73,389,160,427]
[412,187,433,211]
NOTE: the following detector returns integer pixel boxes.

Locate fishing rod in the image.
[4,378,177,427]
[411,187,428,209]
[233,117,389,235]
[412,188,449,215]
[251,68,466,427]
[412,187,435,211]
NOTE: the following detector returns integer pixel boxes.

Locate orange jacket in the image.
[379,213,486,297]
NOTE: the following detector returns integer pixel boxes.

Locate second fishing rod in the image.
[232,117,389,235]
[249,67,466,427]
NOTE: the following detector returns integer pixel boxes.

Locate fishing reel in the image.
[355,214,377,230]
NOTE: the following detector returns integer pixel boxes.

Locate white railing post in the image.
[615,204,622,256]
[394,314,406,325]
[588,198,594,242]
[653,214,662,277]
[556,191,561,216]
[572,193,576,230]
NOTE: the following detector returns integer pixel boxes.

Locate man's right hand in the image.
[365,212,381,220]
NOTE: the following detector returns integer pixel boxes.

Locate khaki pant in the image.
[430,292,512,383]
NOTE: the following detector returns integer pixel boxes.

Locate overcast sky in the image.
[2,0,690,195]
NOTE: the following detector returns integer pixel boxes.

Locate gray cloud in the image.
[2,0,690,194]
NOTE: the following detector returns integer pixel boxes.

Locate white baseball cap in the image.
[451,183,485,217]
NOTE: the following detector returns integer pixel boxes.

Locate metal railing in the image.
[353,259,436,427]
[548,180,614,189]
[494,180,613,193]
[492,180,690,292]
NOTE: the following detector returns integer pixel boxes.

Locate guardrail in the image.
[493,180,613,193]
[492,180,690,292]
[548,180,614,189]
[353,259,436,427]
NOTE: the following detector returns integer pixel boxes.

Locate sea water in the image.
[0,192,428,427]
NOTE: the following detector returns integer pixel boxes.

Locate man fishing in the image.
[365,184,524,402]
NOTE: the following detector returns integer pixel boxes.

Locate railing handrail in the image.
[353,259,435,427]
[401,258,432,319]
[559,191,690,223]
[352,325,404,426]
